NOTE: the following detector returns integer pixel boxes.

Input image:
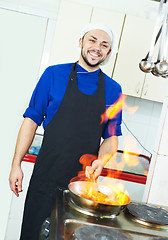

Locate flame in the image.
[70,154,97,183]
[99,175,130,205]
[101,95,139,124]
[107,182,129,205]
[79,181,130,205]
[144,170,148,176]
[124,103,139,114]
[122,151,139,167]
[70,153,130,205]
[122,135,141,167]
[100,95,139,137]
[79,154,97,170]
[101,135,143,202]
[104,135,141,177]
[69,95,145,205]
[100,94,123,124]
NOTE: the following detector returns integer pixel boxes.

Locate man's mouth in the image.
[88,50,101,59]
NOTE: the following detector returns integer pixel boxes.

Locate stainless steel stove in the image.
[42,187,168,240]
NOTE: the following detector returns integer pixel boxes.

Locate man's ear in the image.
[79,38,83,48]
[107,48,111,56]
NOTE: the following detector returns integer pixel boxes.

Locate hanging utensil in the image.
[139,0,165,73]
[139,26,162,73]
[151,23,164,76]
[155,1,168,76]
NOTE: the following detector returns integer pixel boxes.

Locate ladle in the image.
[139,0,165,73]
[155,10,168,76]
[152,23,164,76]
[139,26,162,73]
[151,0,168,76]
[155,60,168,75]
[139,59,154,73]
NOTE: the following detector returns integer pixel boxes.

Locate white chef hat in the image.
[79,23,119,65]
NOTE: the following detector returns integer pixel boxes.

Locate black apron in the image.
[20,63,106,240]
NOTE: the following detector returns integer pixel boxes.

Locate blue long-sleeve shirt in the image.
[23,62,122,139]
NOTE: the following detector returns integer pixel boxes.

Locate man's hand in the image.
[9,165,23,197]
[85,159,104,180]
[9,117,37,197]
[85,136,118,180]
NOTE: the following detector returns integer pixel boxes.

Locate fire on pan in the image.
[68,181,130,217]
[79,188,128,205]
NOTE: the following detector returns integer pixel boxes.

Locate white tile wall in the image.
[157,99,168,156]
[151,101,163,125]
[144,122,159,155]
[147,154,168,207]
[119,96,163,157]
[134,97,154,124]
[143,151,157,202]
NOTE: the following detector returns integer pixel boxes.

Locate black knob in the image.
[39,217,50,240]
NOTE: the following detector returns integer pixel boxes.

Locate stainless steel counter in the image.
[49,187,168,240]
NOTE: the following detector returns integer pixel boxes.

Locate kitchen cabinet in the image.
[49,0,168,102]
[90,7,125,76]
[113,15,156,98]
[49,0,92,65]
[142,74,168,102]
[49,0,125,76]
[113,14,168,102]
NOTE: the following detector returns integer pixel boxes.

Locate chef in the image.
[9,23,122,240]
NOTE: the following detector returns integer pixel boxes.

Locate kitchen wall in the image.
[120,96,162,157]
[0,7,48,240]
[0,0,164,239]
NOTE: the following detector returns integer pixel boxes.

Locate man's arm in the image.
[85,136,118,179]
[9,117,38,197]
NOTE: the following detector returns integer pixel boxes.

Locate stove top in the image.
[73,225,132,240]
[49,187,168,240]
[126,202,168,226]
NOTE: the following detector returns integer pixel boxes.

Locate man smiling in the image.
[79,29,111,68]
[9,23,122,240]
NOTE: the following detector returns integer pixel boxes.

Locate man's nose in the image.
[94,42,101,51]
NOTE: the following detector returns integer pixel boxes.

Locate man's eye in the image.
[90,39,95,42]
[103,45,108,48]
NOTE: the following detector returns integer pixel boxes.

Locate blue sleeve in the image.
[102,83,122,139]
[23,67,52,126]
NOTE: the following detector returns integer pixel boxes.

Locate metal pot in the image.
[68,181,130,217]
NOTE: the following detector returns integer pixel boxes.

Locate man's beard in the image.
[81,48,104,67]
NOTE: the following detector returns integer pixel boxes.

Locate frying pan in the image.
[68,181,130,217]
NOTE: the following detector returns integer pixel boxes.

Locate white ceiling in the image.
[0,0,160,19]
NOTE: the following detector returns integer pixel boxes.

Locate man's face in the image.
[79,29,111,68]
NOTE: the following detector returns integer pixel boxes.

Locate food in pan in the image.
[79,190,119,205]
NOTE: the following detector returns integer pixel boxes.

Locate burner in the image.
[126,202,168,225]
[73,225,132,240]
